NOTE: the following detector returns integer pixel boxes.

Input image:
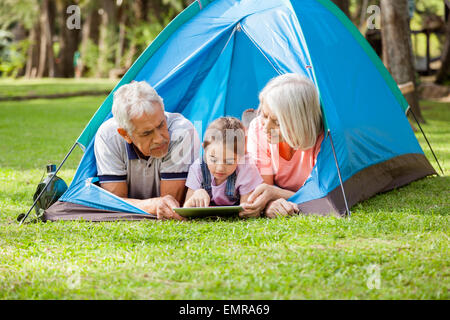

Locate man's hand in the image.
[184,189,210,208]
[117,194,185,221]
[265,198,299,218]
[155,195,185,221]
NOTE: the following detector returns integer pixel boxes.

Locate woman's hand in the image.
[239,206,261,219]
[183,189,210,208]
[240,183,277,214]
[265,198,299,218]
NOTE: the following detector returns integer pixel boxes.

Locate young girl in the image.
[184,117,263,215]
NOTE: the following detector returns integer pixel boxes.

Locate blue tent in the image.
[44,0,435,220]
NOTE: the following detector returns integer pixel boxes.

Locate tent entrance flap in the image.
[238,14,331,132]
[222,24,281,118]
[177,22,281,134]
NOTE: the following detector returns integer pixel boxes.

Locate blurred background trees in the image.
[0,0,448,94]
[0,0,195,78]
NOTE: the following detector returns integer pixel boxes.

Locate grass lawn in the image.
[0,81,448,299]
[0,78,117,99]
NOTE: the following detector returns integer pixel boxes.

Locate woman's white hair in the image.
[259,73,323,150]
[112,81,164,133]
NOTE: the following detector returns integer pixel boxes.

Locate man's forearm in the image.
[99,180,163,214]
[122,197,161,214]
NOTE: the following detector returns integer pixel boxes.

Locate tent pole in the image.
[408,108,444,176]
[328,130,351,217]
[19,142,79,225]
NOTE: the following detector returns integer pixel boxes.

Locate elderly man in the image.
[94,81,200,220]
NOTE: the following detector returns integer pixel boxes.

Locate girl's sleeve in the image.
[236,159,264,196]
[185,160,203,190]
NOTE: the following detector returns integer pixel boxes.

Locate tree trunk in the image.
[25,22,41,78]
[135,0,147,21]
[57,0,81,78]
[332,0,350,18]
[37,0,56,77]
[79,5,101,76]
[115,3,127,68]
[96,0,117,78]
[380,0,425,123]
[436,8,450,84]
[37,1,49,77]
[124,0,145,69]
[359,0,369,29]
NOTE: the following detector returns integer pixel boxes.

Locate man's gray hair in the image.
[112,81,164,133]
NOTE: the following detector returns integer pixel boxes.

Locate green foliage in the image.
[162,0,185,13]
[0,30,13,59]
[411,33,443,58]
[0,0,38,30]
[0,38,29,78]
[412,0,445,29]
[82,39,100,77]
[0,0,444,79]
[411,0,446,58]
[415,0,445,16]
[123,21,166,66]
[120,0,187,67]
[98,25,119,77]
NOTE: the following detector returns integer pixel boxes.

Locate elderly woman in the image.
[241,73,324,218]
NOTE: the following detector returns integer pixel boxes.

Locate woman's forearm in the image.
[261,176,295,201]
[271,185,296,200]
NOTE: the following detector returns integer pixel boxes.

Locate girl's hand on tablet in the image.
[184,189,210,208]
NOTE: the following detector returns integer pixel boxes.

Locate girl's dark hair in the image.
[203,117,246,156]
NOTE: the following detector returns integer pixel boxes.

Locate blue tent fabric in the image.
[48,0,435,219]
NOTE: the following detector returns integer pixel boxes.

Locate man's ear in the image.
[117,128,133,144]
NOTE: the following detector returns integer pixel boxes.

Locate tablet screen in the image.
[173,206,243,218]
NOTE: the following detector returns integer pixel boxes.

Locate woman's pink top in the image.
[247,116,324,192]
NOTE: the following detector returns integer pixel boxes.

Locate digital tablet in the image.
[173,206,243,218]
